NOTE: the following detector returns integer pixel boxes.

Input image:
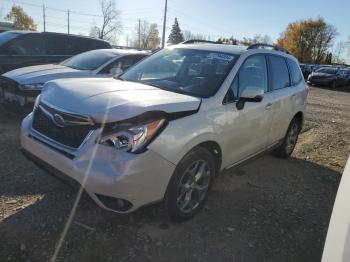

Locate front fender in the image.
[149,112,223,166]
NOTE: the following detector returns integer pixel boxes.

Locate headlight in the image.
[99,119,166,153]
[20,83,44,90]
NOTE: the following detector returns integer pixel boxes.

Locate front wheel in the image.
[273,118,301,158]
[165,147,216,222]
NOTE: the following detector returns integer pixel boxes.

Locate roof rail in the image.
[181,39,219,45]
[247,43,290,54]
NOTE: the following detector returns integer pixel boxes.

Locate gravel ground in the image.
[0,85,349,262]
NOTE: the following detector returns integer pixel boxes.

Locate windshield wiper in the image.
[140,81,165,89]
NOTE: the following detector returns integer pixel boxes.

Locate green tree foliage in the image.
[167,18,184,44]
[5,5,37,31]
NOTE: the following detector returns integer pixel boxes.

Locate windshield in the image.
[62,51,117,70]
[121,48,238,98]
[315,67,337,74]
[0,31,20,46]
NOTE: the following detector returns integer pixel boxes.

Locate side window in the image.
[287,59,303,85]
[269,56,290,90]
[67,37,91,55]
[99,55,145,75]
[224,55,268,103]
[45,35,67,55]
[9,34,45,55]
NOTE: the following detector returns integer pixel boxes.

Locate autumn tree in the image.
[90,0,122,40]
[5,5,36,31]
[134,20,160,49]
[277,18,338,64]
[167,18,184,44]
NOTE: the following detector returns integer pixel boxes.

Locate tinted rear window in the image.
[0,32,20,46]
[269,56,290,90]
[66,36,110,55]
[45,34,67,55]
[287,59,303,85]
[8,34,46,55]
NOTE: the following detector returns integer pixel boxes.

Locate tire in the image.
[273,118,301,158]
[165,147,216,222]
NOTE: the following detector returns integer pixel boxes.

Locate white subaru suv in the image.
[21,41,307,221]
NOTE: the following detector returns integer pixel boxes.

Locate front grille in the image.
[32,105,95,149]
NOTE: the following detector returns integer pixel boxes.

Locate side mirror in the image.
[236,86,264,110]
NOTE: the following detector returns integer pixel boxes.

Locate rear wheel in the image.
[273,118,301,158]
[165,147,215,222]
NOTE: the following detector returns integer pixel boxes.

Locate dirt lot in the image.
[0,86,349,262]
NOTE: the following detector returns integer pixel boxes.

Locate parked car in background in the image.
[322,156,350,262]
[307,66,347,88]
[21,42,307,221]
[300,63,315,79]
[0,49,148,110]
[0,31,111,74]
[340,68,350,86]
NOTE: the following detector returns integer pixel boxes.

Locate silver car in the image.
[21,42,307,221]
[0,49,148,109]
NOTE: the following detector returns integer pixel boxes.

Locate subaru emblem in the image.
[53,113,65,127]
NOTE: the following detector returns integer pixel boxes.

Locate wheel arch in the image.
[293,111,304,130]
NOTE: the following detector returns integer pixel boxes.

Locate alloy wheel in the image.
[176,160,211,213]
[286,122,299,154]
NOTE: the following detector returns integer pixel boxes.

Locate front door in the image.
[221,55,275,166]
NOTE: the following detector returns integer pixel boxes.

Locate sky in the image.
[1,0,350,48]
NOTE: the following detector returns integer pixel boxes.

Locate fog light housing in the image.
[95,194,133,212]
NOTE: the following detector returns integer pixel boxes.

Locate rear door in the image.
[268,55,303,143]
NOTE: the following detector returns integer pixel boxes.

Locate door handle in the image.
[265,103,273,110]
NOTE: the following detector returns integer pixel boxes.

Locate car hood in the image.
[41,78,201,123]
[3,64,92,85]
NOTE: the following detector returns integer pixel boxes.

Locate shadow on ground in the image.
[0,150,341,262]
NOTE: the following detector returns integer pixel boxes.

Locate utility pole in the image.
[43,4,46,32]
[161,0,168,48]
[138,19,141,48]
[67,9,70,34]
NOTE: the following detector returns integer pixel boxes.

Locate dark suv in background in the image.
[0,31,111,74]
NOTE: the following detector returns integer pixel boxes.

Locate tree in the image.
[277,18,338,64]
[216,36,238,45]
[89,0,122,40]
[133,20,160,49]
[183,30,212,42]
[5,5,36,31]
[333,41,348,64]
[239,34,272,46]
[167,18,184,44]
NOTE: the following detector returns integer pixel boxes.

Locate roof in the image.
[172,42,294,58]
[84,48,149,56]
[174,43,247,55]
[4,30,110,43]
